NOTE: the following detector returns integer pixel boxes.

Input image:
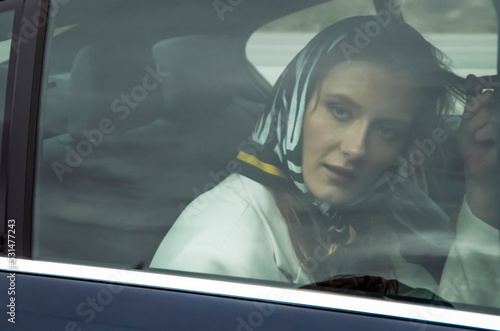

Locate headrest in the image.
[152,35,259,115]
[68,38,163,141]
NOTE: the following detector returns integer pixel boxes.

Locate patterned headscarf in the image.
[237,16,406,213]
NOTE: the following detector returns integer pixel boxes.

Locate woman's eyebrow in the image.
[324,93,412,127]
[376,117,412,128]
[323,93,361,109]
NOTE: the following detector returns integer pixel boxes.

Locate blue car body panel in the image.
[0,271,476,330]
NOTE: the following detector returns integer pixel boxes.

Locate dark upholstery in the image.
[35,35,269,268]
[68,38,163,140]
[42,74,70,139]
[152,35,268,113]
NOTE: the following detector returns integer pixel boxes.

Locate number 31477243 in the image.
[7,219,15,255]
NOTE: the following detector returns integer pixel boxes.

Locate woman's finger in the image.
[474,123,496,143]
[465,74,482,95]
[465,74,500,95]
[465,106,496,134]
[463,74,498,123]
[463,91,496,120]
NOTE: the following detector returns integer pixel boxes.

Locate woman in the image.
[151,16,499,307]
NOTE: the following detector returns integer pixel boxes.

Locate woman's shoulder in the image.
[224,172,271,195]
[150,173,291,280]
[163,172,280,247]
[178,173,274,221]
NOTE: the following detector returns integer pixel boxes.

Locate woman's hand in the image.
[458,74,498,228]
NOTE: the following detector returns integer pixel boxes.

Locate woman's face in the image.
[302,60,416,205]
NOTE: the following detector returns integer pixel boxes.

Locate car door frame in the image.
[1,0,500,330]
[1,0,49,258]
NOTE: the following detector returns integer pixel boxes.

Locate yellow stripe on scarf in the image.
[237,151,287,179]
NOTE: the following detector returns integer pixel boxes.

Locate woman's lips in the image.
[322,164,358,184]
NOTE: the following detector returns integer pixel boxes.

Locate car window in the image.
[32,0,500,319]
[247,0,497,84]
[32,0,268,269]
[0,10,15,155]
[247,0,377,84]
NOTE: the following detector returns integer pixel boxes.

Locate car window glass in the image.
[247,0,376,84]
[32,0,500,317]
[247,0,497,83]
[0,10,15,153]
[403,0,497,78]
[32,0,267,268]
[243,0,500,313]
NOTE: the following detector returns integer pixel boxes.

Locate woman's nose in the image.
[340,122,368,160]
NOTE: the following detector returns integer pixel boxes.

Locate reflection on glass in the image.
[0,10,15,155]
[32,0,499,315]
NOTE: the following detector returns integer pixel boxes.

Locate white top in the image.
[151,173,500,307]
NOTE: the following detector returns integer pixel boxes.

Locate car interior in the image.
[0,0,498,300]
[32,0,285,268]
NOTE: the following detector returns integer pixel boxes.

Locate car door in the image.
[1,1,500,330]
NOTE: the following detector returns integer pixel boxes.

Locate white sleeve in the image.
[438,197,500,308]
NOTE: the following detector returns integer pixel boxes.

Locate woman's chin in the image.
[314,187,362,206]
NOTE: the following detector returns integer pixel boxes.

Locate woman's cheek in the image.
[368,140,403,172]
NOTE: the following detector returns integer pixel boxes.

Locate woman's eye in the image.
[328,105,350,120]
[379,126,397,140]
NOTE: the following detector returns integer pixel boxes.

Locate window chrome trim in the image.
[1,257,499,330]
